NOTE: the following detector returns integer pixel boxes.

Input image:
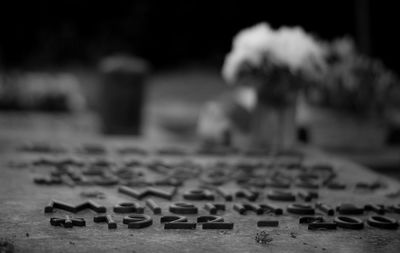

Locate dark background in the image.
[0,0,398,72]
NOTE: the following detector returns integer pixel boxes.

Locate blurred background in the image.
[1,0,399,69]
[1,0,400,175]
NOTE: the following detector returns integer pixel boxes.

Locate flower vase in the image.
[249,100,296,150]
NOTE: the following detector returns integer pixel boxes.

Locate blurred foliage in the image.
[305,38,400,115]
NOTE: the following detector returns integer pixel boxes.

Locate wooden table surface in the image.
[1,131,400,253]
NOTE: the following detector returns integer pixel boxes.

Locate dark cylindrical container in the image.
[99,55,148,135]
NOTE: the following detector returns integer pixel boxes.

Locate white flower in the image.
[222,22,326,84]
[222,23,273,83]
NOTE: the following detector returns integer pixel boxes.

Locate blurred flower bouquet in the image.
[305,38,399,116]
[302,38,400,149]
[222,23,326,149]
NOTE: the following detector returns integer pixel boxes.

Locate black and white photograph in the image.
[1,0,400,252]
